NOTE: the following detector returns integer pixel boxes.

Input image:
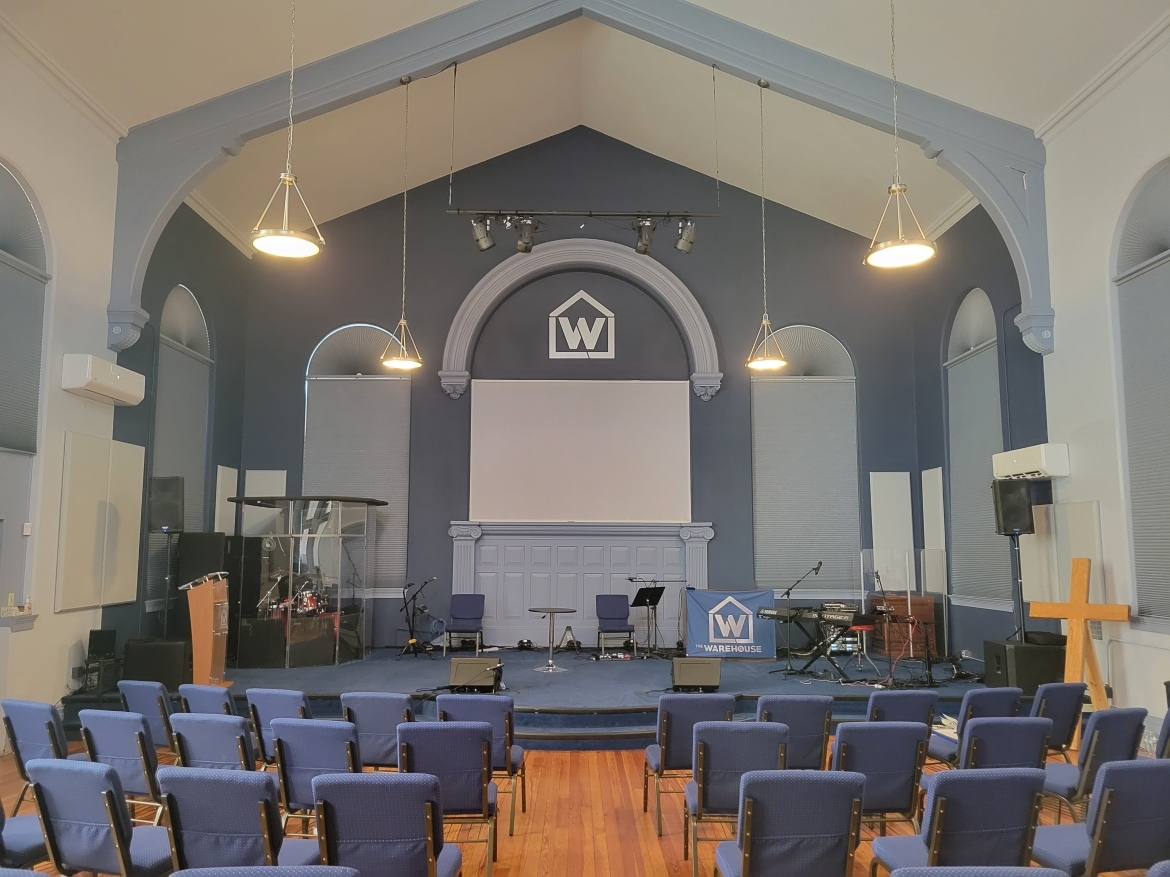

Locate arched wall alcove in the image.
[1115,159,1170,279]
[439,237,722,399]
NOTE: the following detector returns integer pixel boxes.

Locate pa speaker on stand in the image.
[992,479,1035,643]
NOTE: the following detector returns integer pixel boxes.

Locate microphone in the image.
[814,561,823,575]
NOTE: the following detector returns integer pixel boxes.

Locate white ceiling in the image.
[2,0,1167,249]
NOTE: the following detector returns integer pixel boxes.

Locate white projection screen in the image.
[470,380,691,522]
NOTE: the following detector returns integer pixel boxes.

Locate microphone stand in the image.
[874,570,895,682]
[398,577,436,660]
[768,563,822,676]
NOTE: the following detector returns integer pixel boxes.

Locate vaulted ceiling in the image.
[2,0,1167,250]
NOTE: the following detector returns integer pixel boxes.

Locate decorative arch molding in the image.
[438,237,722,400]
[106,0,1051,356]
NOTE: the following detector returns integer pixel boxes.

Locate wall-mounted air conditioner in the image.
[61,354,145,406]
[992,442,1070,480]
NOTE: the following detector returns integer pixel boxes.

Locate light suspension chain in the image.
[448,63,458,209]
[890,0,900,188]
[759,80,768,319]
[711,65,721,212]
[285,0,296,176]
[401,78,410,324]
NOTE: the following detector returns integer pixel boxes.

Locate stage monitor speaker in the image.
[983,640,1064,696]
[148,476,185,532]
[992,479,1034,535]
[122,639,190,691]
[672,657,721,692]
[450,657,502,693]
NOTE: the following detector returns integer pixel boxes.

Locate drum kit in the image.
[258,574,330,620]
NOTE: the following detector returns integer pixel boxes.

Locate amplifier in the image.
[450,658,502,693]
[983,640,1065,696]
[672,657,721,692]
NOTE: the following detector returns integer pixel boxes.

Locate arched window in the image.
[305,324,411,590]
[751,325,861,593]
[945,288,1012,604]
[1117,162,1170,619]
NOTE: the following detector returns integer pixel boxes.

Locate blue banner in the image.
[685,589,776,658]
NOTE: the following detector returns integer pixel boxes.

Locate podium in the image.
[185,572,230,687]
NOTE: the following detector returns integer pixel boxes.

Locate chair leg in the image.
[492,813,498,861]
[643,763,649,812]
[656,773,663,836]
[477,631,482,658]
[870,856,882,877]
[683,807,689,858]
[691,817,700,877]
[443,633,448,657]
[509,774,517,836]
[486,817,495,877]
[521,762,527,812]
[600,632,605,656]
[10,782,28,817]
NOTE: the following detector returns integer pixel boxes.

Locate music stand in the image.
[631,586,666,655]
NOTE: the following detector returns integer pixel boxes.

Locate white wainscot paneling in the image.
[451,521,711,646]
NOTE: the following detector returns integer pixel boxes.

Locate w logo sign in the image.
[708,596,754,644]
[549,290,614,359]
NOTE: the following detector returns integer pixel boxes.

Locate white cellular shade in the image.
[303,376,410,589]
[1119,260,1170,618]
[0,261,44,453]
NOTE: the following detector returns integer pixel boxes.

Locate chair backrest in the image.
[885,869,1066,877]
[314,772,445,876]
[179,684,235,716]
[954,688,1022,734]
[1030,682,1086,752]
[271,718,358,812]
[1151,864,1170,877]
[1157,716,1170,760]
[79,708,159,798]
[867,690,939,725]
[157,766,284,869]
[756,695,833,770]
[436,693,515,770]
[657,693,736,770]
[174,869,357,877]
[831,721,929,815]
[398,721,493,816]
[118,679,173,746]
[920,767,1045,866]
[449,594,485,623]
[340,692,413,768]
[692,721,788,815]
[1,699,68,774]
[1075,707,1148,797]
[246,688,312,762]
[27,758,134,877]
[957,717,1052,770]
[734,769,864,877]
[1081,758,1170,874]
[171,713,256,770]
[596,594,631,624]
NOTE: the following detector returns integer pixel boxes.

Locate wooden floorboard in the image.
[0,745,1139,876]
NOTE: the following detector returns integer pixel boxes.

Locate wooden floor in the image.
[0,746,1132,877]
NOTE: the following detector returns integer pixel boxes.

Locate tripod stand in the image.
[398,577,436,659]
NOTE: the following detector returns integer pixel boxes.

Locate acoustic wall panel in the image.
[241,469,286,535]
[921,468,946,551]
[214,465,237,534]
[101,440,145,606]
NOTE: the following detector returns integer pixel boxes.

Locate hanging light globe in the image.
[382,320,422,370]
[864,184,936,268]
[746,315,787,370]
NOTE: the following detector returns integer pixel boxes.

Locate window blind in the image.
[0,260,44,453]
[152,340,210,532]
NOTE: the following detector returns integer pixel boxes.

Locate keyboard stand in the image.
[799,625,853,682]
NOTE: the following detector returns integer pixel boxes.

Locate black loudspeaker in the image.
[225,536,264,661]
[165,532,228,641]
[449,658,502,693]
[148,476,185,532]
[122,639,190,691]
[672,657,721,692]
[992,479,1034,535]
[983,640,1064,696]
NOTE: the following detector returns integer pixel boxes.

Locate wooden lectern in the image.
[186,573,231,687]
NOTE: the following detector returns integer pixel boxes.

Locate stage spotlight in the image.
[675,218,696,253]
[635,218,655,255]
[515,217,536,253]
[471,217,495,251]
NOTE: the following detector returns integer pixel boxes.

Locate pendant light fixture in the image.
[864,0,935,269]
[747,80,787,371]
[251,0,326,258]
[382,77,422,371]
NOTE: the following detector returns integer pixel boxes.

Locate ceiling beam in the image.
[106,0,1054,355]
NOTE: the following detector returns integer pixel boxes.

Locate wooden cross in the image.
[1029,557,1128,711]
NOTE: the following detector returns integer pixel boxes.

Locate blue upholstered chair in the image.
[869,767,1046,876]
[0,800,47,868]
[174,869,356,877]
[444,593,486,656]
[1042,706,1146,822]
[596,594,636,656]
[246,688,311,764]
[868,690,939,726]
[27,758,172,877]
[0,697,84,815]
[1154,715,1170,759]
[756,694,833,770]
[80,708,165,824]
[951,717,1053,770]
[889,869,1065,877]
[178,684,235,716]
[313,772,463,877]
[398,720,498,877]
[645,693,735,836]
[119,680,176,751]
[1031,759,1170,877]
[437,693,526,835]
[684,721,788,876]
[340,691,413,769]
[271,718,359,830]
[157,766,321,869]
[713,769,865,877]
[927,688,1022,766]
[832,721,929,833]
[171,713,256,770]
[1030,682,1087,761]
[1151,862,1170,877]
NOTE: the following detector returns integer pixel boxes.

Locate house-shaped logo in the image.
[708,595,754,644]
[549,290,614,359]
